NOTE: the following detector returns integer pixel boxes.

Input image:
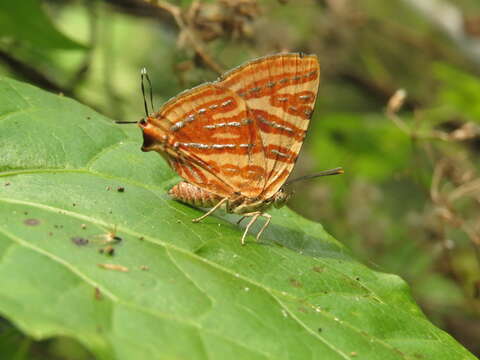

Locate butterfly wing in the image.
[219,53,320,198]
[141,83,267,198]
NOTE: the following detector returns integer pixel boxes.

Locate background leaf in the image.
[0,0,84,50]
[0,78,475,359]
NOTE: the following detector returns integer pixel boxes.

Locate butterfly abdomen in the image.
[169,181,223,208]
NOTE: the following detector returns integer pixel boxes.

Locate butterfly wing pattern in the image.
[139,53,320,244]
[219,54,320,198]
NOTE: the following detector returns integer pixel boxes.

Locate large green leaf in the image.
[0,77,474,359]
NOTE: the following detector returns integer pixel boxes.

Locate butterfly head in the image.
[137,116,165,152]
[272,187,293,209]
[138,117,154,151]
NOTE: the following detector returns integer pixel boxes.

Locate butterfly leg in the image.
[239,211,263,245]
[256,213,272,241]
[239,213,272,244]
[192,198,228,223]
[236,216,246,225]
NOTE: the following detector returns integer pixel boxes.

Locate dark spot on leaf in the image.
[23,211,28,215]
[71,237,89,246]
[318,328,322,332]
[24,218,40,226]
[94,287,102,300]
[356,277,360,281]
[289,278,302,288]
[117,186,125,192]
[139,236,145,241]
[72,203,76,207]
[5,182,11,186]
[87,116,91,120]
[140,265,149,271]
[113,236,122,242]
[394,349,405,356]
[48,232,53,236]
[81,224,87,229]
[312,266,324,273]
[99,245,115,256]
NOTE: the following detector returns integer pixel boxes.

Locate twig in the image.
[430,160,446,204]
[385,89,451,141]
[386,89,411,134]
[448,178,480,203]
[387,89,480,260]
[143,0,224,74]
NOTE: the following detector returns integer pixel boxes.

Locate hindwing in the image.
[219,53,320,197]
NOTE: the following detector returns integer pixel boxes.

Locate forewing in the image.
[140,83,266,198]
[219,53,320,197]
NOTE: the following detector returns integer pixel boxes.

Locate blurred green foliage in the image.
[1,0,480,358]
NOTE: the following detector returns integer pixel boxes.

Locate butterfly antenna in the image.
[141,67,155,114]
[146,69,155,113]
[285,167,344,186]
[115,67,154,125]
[140,67,150,116]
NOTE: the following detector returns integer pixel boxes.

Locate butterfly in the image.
[136,53,342,244]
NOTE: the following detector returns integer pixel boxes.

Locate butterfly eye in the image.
[141,127,157,151]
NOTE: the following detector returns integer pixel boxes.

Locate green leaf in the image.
[0,77,475,359]
[309,113,411,182]
[434,63,480,122]
[0,0,83,50]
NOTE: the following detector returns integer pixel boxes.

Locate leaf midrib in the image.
[0,195,414,359]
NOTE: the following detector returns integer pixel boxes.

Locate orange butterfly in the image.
[137,53,342,244]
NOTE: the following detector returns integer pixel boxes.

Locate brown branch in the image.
[385,89,453,141]
[103,0,176,25]
[143,0,224,74]
[386,90,480,260]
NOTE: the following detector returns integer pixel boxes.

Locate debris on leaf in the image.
[99,245,115,256]
[71,237,89,246]
[24,218,40,226]
[97,263,129,272]
[94,287,102,300]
